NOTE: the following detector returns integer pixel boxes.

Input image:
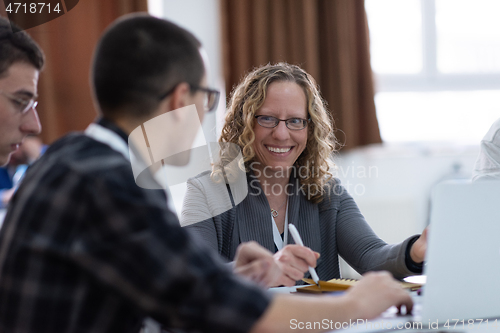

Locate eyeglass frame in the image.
[0,89,38,114]
[158,84,220,113]
[254,115,311,130]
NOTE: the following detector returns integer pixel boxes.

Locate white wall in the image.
[156,0,225,143]
[148,0,225,215]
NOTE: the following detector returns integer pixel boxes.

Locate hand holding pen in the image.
[288,223,321,288]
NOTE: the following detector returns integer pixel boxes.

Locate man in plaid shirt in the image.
[0,14,413,333]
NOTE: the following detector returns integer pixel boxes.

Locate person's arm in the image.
[232,243,414,333]
[180,174,226,253]
[332,179,418,278]
[251,271,413,333]
[73,170,270,333]
[216,239,414,333]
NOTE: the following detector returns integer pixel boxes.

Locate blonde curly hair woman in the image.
[181,63,427,286]
[218,62,337,203]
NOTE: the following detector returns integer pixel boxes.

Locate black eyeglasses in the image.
[0,90,38,114]
[191,85,220,113]
[159,84,220,113]
[255,115,310,130]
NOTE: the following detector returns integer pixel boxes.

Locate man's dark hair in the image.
[0,17,45,77]
[92,14,205,119]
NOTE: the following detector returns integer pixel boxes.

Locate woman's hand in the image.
[410,226,428,263]
[272,244,320,287]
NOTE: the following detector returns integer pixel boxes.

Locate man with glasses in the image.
[0,14,412,333]
[0,17,43,167]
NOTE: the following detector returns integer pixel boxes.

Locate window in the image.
[365,0,500,143]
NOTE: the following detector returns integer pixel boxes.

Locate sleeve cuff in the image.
[405,235,424,274]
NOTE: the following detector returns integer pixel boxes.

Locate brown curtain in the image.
[1,0,148,144]
[221,0,381,150]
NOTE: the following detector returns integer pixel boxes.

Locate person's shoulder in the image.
[316,177,346,210]
[31,133,132,187]
[326,177,341,186]
[188,170,212,182]
[187,169,238,187]
[483,118,500,143]
[323,177,344,195]
[185,169,248,206]
[34,133,162,198]
[45,133,128,170]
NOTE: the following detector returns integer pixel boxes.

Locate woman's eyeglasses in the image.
[254,115,310,130]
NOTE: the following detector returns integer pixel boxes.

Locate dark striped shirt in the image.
[0,120,269,333]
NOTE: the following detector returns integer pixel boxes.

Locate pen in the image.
[288,223,320,288]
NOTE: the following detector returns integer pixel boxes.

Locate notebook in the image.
[298,278,422,293]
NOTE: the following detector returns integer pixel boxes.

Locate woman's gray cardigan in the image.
[181,171,417,280]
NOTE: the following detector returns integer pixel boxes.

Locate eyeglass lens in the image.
[257,116,307,130]
[205,90,219,112]
[0,90,37,114]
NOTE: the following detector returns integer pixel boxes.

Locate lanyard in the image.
[271,201,289,251]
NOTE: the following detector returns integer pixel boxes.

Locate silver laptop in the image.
[419,180,500,324]
[326,180,500,333]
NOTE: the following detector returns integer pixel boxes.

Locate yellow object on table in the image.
[298,278,422,294]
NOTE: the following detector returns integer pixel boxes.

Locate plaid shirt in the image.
[0,119,270,333]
